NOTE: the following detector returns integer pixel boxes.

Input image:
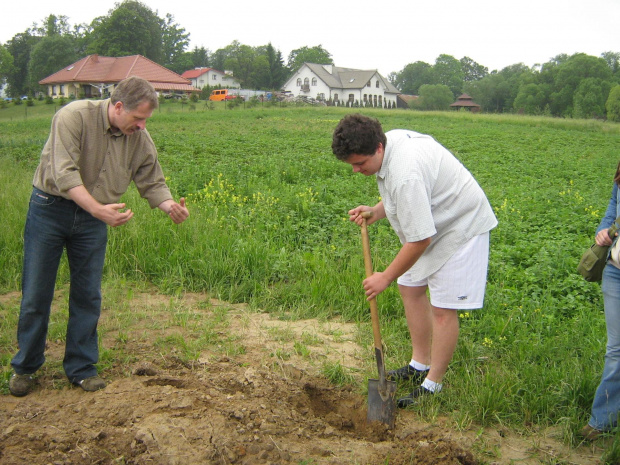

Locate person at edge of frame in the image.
[331,113,497,407]
[9,76,190,397]
[581,161,620,441]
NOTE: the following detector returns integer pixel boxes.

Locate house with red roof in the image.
[39,54,200,99]
[181,67,240,90]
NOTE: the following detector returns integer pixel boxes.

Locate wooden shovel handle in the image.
[360,212,383,352]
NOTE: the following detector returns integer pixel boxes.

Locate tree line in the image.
[392,53,620,120]
[1,0,619,120]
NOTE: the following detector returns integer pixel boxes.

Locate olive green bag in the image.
[578,217,620,282]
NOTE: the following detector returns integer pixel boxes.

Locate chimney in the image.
[91,54,99,63]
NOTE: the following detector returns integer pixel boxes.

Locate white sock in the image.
[422,378,442,393]
[410,359,431,371]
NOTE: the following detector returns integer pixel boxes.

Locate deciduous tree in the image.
[393,61,436,95]
[4,32,38,97]
[434,54,464,97]
[161,13,190,74]
[28,35,78,91]
[513,83,548,114]
[287,45,332,73]
[460,56,488,82]
[412,84,453,110]
[550,53,612,117]
[573,78,611,119]
[606,85,620,121]
[88,0,164,62]
[0,45,15,89]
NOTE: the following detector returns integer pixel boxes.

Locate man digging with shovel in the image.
[332,114,497,407]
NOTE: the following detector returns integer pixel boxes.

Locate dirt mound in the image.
[0,291,602,464]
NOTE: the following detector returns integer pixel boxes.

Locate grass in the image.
[2,101,620,458]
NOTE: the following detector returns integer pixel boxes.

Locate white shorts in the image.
[396,232,490,309]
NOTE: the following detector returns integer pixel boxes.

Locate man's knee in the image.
[432,307,458,325]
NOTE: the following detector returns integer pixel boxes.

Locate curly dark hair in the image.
[331,114,387,161]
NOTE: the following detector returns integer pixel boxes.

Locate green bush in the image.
[606,85,620,122]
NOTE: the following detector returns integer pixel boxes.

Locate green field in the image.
[2,101,620,454]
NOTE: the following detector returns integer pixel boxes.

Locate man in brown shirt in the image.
[9,77,189,397]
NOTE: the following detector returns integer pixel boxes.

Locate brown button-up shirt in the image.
[33,98,172,209]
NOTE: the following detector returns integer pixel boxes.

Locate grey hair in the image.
[111,76,159,111]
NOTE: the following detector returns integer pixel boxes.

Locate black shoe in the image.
[9,373,35,397]
[387,364,428,383]
[76,376,106,392]
[397,386,434,408]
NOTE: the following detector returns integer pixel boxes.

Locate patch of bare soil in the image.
[0,291,605,464]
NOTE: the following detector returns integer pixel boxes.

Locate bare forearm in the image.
[383,239,431,282]
[371,201,386,221]
[67,185,133,227]
[67,185,103,216]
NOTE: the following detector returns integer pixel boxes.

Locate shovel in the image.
[360,211,397,428]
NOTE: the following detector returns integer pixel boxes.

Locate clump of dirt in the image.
[0,291,602,465]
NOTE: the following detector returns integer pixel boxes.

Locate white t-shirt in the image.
[376,129,498,280]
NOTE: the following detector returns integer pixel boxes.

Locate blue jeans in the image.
[589,263,620,430]
[11,187,108,383]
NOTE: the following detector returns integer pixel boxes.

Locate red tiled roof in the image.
[181,68,213,79]
[39,54,200,93]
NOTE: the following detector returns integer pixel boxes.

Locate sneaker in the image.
[77,376,106,392]
[397,386,434,408]
[579,424,604,441]
[9,373,35,397]
[387,364,429,383]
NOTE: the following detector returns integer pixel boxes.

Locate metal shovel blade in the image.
[367,377,397,428]
[367,347,397,428]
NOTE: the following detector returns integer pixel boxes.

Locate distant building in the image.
[39,54,200,99]
[181,67,241,89]
[397,94,418,109]
[450,93,481,112]
[282,63,399,107]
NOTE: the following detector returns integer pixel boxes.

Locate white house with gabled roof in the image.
[282,63,399,107]
[181,67,241,89]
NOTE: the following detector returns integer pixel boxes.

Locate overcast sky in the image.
[2,0,619,77]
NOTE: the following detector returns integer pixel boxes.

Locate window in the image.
[367,81,371,87]
[304,78,309,86]
[312,78,317,86]
[376,80,379,88]
[348,94,354,102]
[296,78,302,86]
[363,95,368,102]
[334,93,339,101]
[373,95,378,106]
[318,93,325,100]
[212,75,218,80]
